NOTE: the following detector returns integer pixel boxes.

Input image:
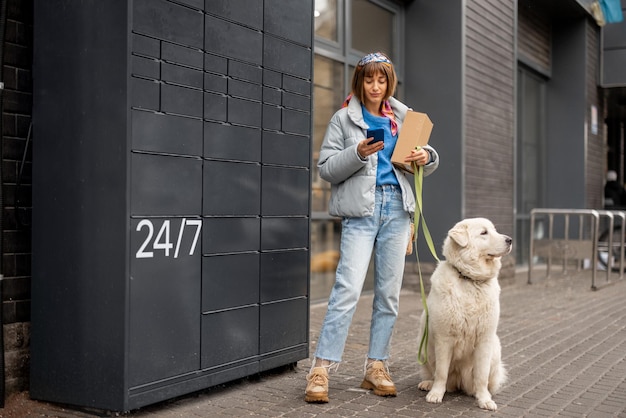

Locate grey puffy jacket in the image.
[318,96,439,218]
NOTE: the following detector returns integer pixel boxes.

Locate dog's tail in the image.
[489,361,507,394]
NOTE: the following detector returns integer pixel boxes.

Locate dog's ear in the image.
[448,225,469,247]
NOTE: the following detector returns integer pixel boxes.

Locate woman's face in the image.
[363,70,388,111]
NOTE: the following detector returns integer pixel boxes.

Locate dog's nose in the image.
[505,236,512,245]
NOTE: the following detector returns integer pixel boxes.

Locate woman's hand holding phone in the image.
[357,129,385,159]
[366,129,384,145]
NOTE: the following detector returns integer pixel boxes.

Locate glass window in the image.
[314,0,339,42]
[351,0,394,60]
[516,67,546,265]
[312,56,344,213]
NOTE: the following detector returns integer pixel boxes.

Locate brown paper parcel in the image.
[391,111,433,174]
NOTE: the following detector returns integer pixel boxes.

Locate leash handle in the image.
[412,152,439,365]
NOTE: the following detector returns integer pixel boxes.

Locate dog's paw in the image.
[417,380,433,391]
[477,398,497,411]
[425,389,444,404]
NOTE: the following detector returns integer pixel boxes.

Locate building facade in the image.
[311,0,624,298]
[0,0,623,407]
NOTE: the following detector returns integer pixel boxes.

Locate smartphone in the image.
[367,129,384,145]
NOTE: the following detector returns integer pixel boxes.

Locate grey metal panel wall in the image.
[546,20,588,208]
[30,0,130,409]
[464,0,516,236]
[404,1,465,257]
[32,0,313,412]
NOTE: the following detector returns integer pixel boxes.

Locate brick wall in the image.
[464,0,516,235]
[518,3,551,73]
[1,0,33,394]
[585,20,604,209]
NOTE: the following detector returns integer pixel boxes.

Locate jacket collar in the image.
[347,96,409,129]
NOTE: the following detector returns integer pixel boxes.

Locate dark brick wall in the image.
[518,2,551,73]
[1,0,33,394]
[2,0,32,324]
[464,1,516,236]
[586,20,604,210]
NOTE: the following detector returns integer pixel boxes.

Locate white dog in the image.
[417,218,512,411]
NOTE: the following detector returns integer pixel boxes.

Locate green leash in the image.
[412,150,440,365]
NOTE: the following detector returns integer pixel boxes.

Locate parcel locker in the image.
[31,0,312,412]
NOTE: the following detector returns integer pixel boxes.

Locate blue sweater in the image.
[362,106,399,186]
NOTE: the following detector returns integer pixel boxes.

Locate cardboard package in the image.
[391,111,433,174]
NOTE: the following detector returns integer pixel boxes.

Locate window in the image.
[312,56,344,214]
[351,0,394,61]
[310,0,403,300]
[516,66,547,265]
[314,0,339,42]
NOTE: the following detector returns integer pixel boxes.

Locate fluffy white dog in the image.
[418,218,512,411]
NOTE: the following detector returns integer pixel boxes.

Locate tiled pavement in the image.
[3,270,626,417]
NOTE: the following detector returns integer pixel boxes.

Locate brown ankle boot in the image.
[305,366,329,403]
[360,360,397,397]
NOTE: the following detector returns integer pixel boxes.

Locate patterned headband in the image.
[357,52,392,67]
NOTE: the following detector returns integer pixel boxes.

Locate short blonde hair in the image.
[351,54,397,104]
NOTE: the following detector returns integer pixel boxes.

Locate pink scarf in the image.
[342,94,398,136]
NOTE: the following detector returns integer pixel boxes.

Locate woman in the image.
[305,52,440,403]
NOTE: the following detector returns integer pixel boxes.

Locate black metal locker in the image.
[31,0,312,411]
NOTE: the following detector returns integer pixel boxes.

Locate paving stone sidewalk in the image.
[3,271,626,417]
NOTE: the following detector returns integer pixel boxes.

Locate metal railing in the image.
[529,209,599,289]
[596,210,626,281]
[528,208,626,290]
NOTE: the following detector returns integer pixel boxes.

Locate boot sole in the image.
[360,379,397,397]
[304,393,329,403]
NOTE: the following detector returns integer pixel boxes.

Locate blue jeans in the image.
[315,185,411,363]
